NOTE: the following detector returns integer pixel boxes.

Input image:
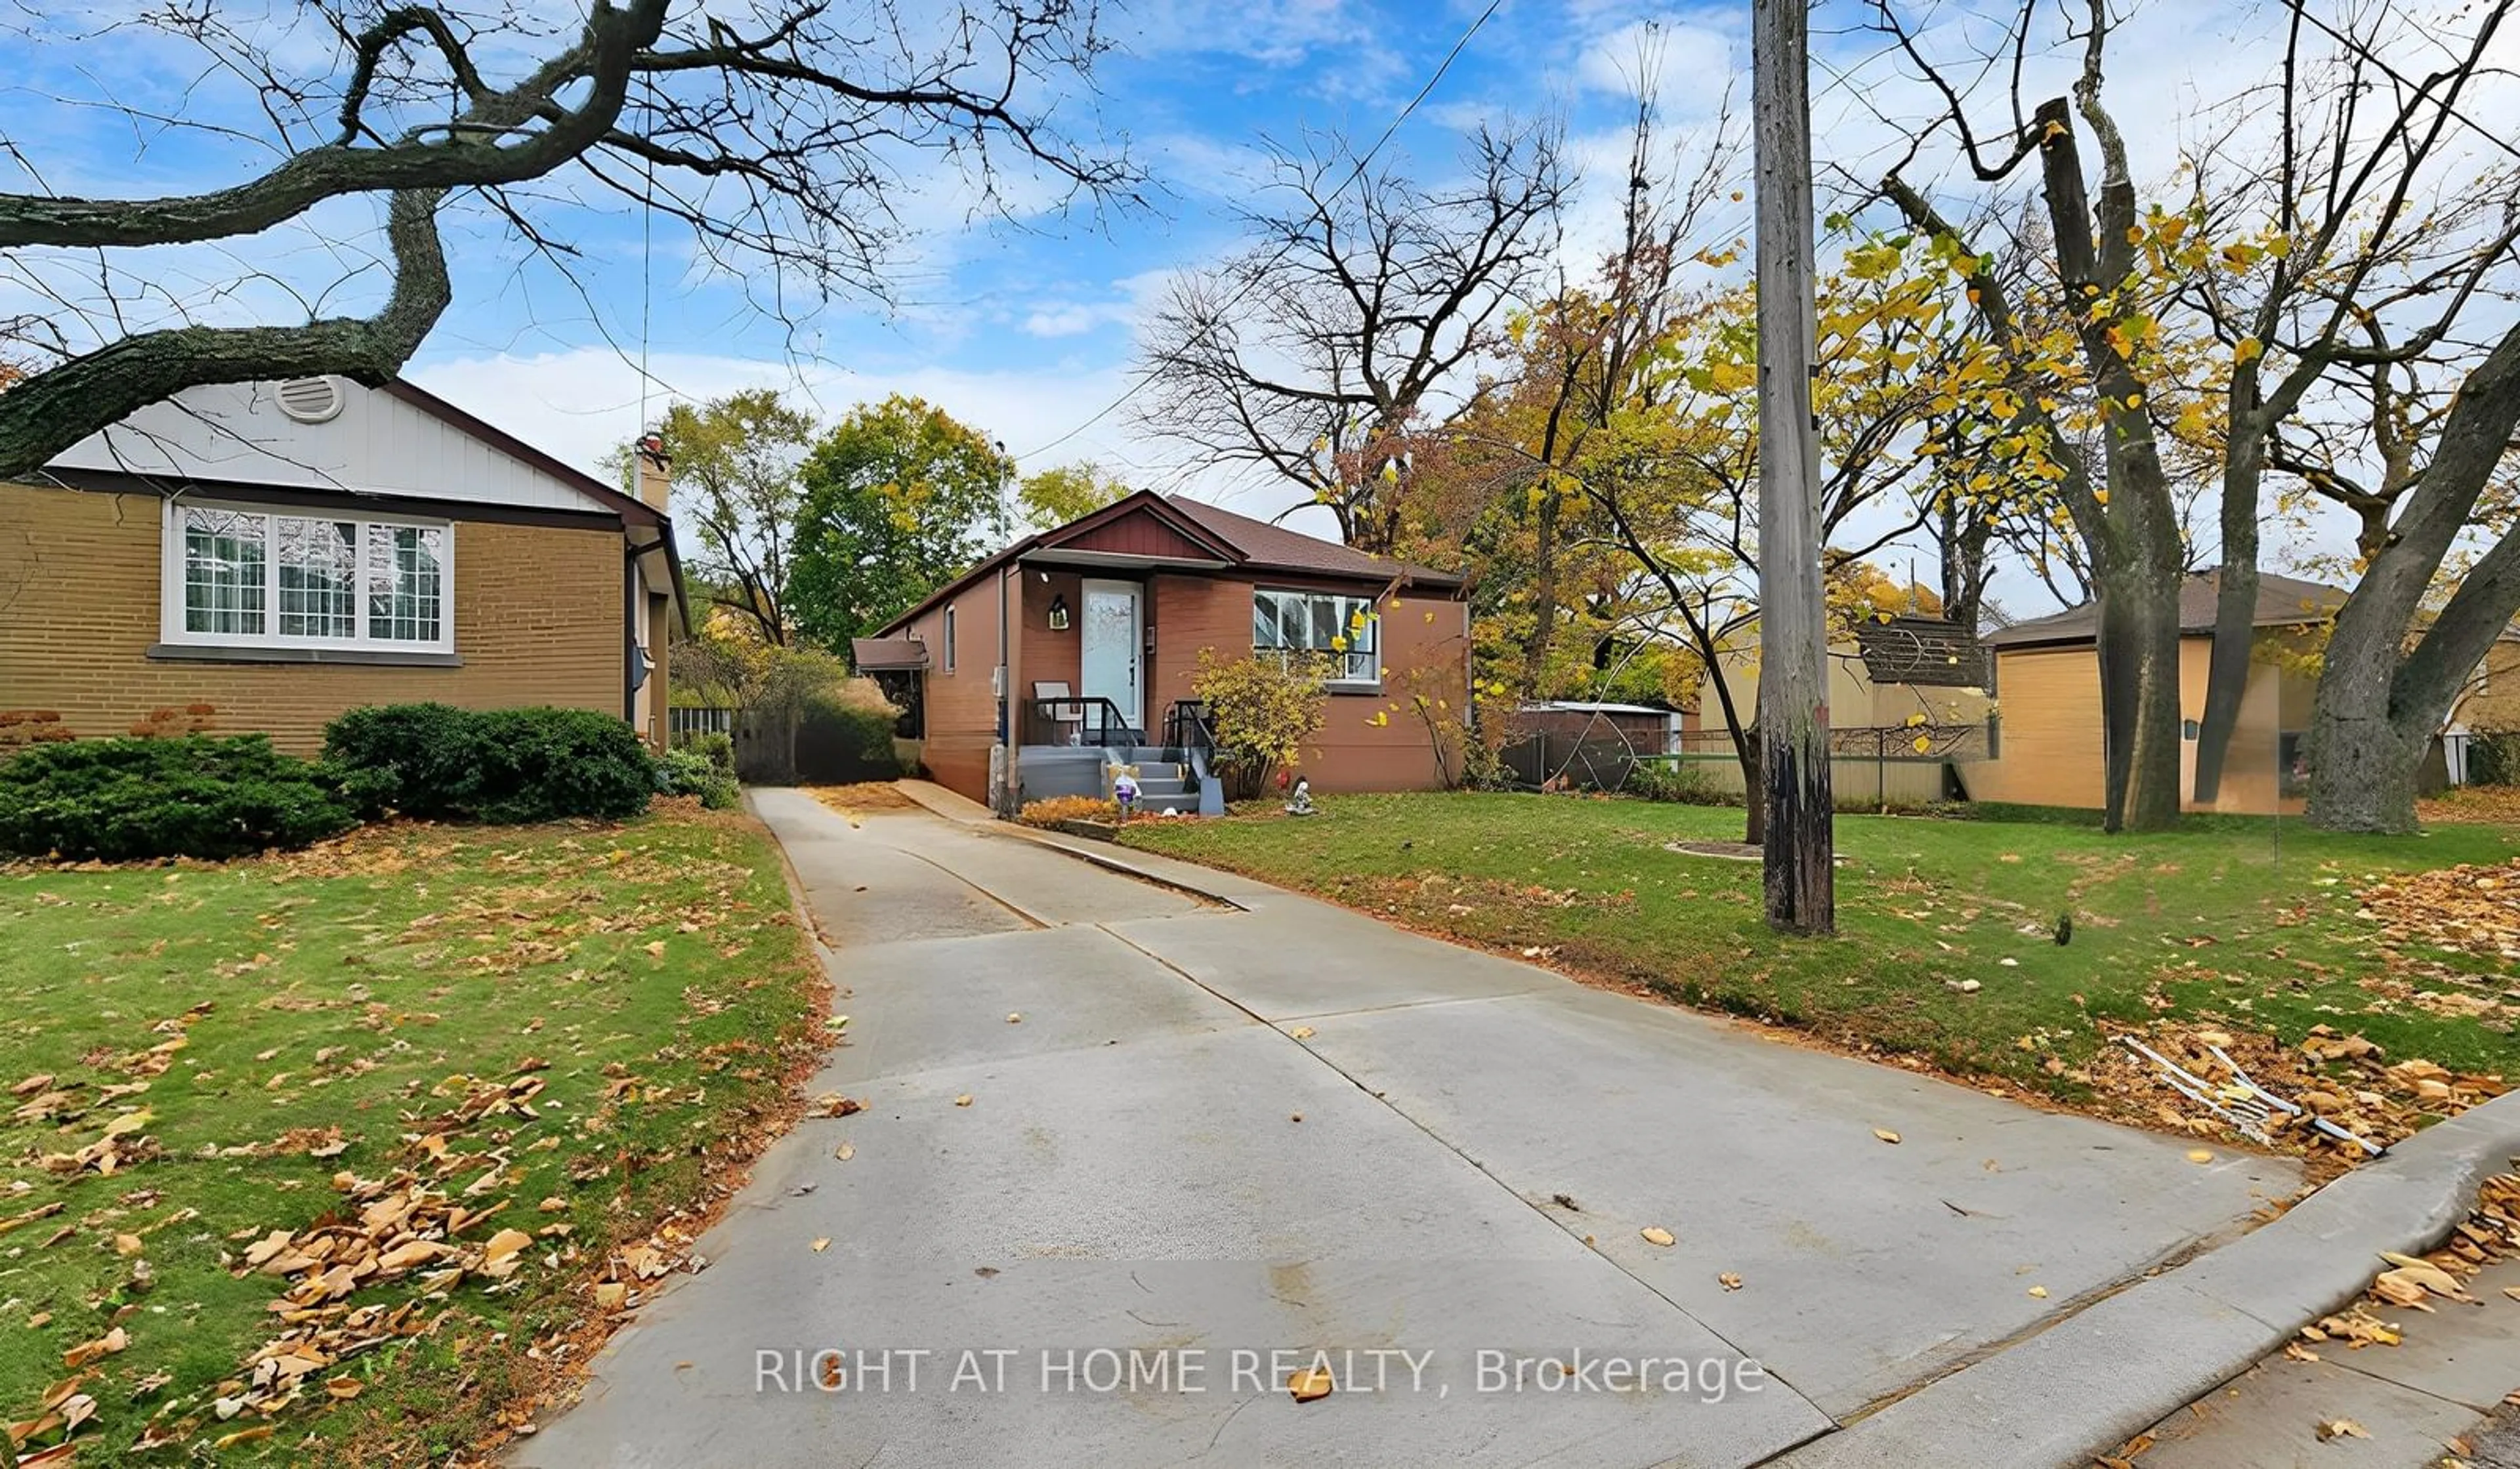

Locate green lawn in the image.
[0,805,824,1465]
[1120,792,2520,1132]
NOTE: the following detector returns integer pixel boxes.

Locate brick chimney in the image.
[633,430,671,513]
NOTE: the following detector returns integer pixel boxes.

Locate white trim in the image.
[158,495,456,655]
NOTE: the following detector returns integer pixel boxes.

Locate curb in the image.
[1772,1090,2520,1467]
[887,778,1253,911]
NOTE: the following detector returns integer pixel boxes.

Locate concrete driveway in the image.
[518,789,2299,1469]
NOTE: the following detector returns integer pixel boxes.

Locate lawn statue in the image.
[1109,762,1141,821]
[1284,776,1315,817]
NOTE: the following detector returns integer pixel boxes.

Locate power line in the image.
[1012,0,1507,462]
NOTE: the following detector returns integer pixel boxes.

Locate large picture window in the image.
[165,502,452,652]
[1252,588,1377,687]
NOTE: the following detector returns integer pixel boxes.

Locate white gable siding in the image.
[47,379,612,515]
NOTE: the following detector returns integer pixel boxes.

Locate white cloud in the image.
[1578,16,1740,110]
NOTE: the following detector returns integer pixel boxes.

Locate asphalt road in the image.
[516,789,2298,1469]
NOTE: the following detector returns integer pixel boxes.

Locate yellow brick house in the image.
[0,377,683,751]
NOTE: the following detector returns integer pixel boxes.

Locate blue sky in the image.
[7,1,2513,615]
[386,0,1761,494]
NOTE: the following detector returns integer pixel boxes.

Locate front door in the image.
[1078,579,1142,735]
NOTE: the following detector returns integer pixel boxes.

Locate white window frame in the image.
[1253,587,1380,690]
[159,497,456,654]
[942,604,957,673]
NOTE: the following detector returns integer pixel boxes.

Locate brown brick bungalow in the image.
[854,490,1471,812]
[0,376,684,751]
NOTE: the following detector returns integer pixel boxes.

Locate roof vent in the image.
[273,376,345,424]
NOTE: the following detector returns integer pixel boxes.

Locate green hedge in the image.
[0,735,358,861]
[324,703,654,823]
[655,746,741,810]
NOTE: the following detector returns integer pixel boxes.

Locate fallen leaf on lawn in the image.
[594,1282,629,1312]
[954,1094,974,1107]
[60,1328,125,1369]
[13,1443,75,1468]
[213,1425,277,1449]
[324,1376,364,1400]
[1719,1273,1743,1291]
[112,1234,142,1257]
[1640,1227,1675,1247]
[10,1074,54,1097]
[2187,1149,2215,1164]
[2284,1340,2320,1362]
[26,1312,50,1329]
[810,1238,831,1253]
[1874,1129,1902,1145]
[807,1094,863,1119]
[2315,1418,2369,1441]
[1287,1367,1334,1402]
[482,1228,534,1264]
[2028,1285,2049,1298]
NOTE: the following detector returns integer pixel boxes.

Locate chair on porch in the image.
[1032,682,1083,746]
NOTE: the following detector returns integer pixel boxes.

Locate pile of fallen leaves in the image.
[2087,1022,2507,1167]
[2418,784,2520,827]
[807,783,915,816]
[2359,858,2520,964]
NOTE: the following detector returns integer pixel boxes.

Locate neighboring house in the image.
[852,489,1471,809]
[0,377,684,752]
[1965,570,2344,815]
[1705,614,1996,806]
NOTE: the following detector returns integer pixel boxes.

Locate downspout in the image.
[998,561,1015,816]
[621,544,640,724]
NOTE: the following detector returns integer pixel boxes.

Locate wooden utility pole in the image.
[1752,0,1834,934]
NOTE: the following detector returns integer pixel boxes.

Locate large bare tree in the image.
[1136,121,1567,554]
[2172,0,2517,804]
[0,0,1135,479]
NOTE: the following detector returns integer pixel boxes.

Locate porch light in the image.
[1047,593,1070,631]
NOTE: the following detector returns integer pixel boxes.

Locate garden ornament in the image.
[1110,762,1141,821]
[1285,777,1315,816]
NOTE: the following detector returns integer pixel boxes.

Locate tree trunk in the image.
[2121,568,2186,831]
[2191,425,2263,803]
[2307,318,2520,831]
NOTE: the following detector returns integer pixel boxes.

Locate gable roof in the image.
[1160,495,1461,585]
[36,375,686,634]
[1984,570,2349,649]
[872,489,1464,638]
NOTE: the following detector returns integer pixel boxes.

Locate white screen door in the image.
[1079,579,1142,732]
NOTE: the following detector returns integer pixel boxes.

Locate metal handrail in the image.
[1163,699,1217,754]
[1028,695,1143,747]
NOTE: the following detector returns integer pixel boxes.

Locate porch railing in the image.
[1025,695,1144,747]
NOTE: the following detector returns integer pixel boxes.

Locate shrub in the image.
[324,704,654,823]
[1624,759,1715,804]
[0,735,357,861]
[656,746,742,810]
[1018,795,1119,827]
[1191,651,1328,800]
[682,730,738,777]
